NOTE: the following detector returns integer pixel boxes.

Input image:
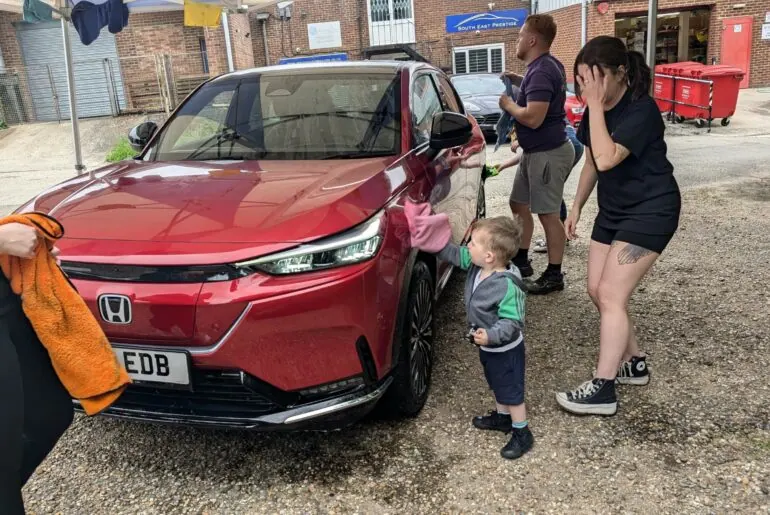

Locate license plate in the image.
[113,347,191,386]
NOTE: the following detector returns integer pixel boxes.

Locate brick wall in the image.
[0,13,37,123]
[114,11,208,110]
[547,0,769,87]
[251,0,529,74]
[548,3,582,80]
[227,13,255,71]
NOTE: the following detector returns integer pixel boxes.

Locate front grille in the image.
[476,112,501,125]
[109,369,282,419]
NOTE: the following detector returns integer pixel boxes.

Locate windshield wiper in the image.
[186,127,240,160]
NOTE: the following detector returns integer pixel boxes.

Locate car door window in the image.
[435,75,463,114]
[412,74,443,147]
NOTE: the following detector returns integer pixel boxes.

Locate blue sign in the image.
[446,9,529,34]
[278,53,349,65]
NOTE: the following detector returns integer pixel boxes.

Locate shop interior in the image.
[615,8,710,65]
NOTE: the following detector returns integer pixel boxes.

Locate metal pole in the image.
[581,0,587,47]
[645,0,658,73]
[222,11,235,73]
[61,16,85,175]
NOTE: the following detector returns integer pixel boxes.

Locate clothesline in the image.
[3,0,250,15]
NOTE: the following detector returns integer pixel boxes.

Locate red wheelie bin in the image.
[655,62,704,120]
[653,64,675,114]
[673,65,744,129]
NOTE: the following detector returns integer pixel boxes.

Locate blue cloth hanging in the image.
[494,76,520,152]
[70,0,129,46]
[22,0,54,22]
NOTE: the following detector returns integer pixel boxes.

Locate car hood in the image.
[461,94,503,111]
[21,158,408,265]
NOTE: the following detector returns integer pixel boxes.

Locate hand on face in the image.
[576,65,610,108]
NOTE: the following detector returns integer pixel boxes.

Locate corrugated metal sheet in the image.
[15,22,126,121]
[537,0,581,13]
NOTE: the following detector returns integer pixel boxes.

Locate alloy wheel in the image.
[409,276,434,399]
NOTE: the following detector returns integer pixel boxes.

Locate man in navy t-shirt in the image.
[499,14,575,295]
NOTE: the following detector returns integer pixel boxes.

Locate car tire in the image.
[380,260,435,418]
[477,178,486,220]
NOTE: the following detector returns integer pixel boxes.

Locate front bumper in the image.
[471,111,502,136]
[75,374,393,431]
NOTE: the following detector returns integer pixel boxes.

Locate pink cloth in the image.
[404,200,451,253]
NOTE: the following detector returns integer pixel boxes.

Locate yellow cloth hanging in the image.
[184,0,222,27]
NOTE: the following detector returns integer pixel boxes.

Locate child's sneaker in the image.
[472,410,512,433]
[501,425,534,460]
[593,356,650,386]
[555,378,617,416]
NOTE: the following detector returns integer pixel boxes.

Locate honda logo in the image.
[98,294,132,325]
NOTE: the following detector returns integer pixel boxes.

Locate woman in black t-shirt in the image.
[554,36,681,417]
[0,223,73,513]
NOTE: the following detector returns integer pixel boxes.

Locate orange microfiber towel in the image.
[0,212,131,415]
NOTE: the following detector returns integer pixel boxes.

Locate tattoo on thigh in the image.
[613,241,653,265]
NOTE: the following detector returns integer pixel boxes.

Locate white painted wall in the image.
[536,0,581,14]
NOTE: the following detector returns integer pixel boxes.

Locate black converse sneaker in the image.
[617,356,650,385]
[501,426,534,460]
[593,356,650,386]
[555,378,618,416]
[472,410,512,433]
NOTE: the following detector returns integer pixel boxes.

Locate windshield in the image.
[147,72,401,161]
[451,75,505,97]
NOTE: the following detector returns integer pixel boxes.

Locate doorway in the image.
[615,8,711,65]
[721,16,752,88]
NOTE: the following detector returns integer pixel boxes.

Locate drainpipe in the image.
[261,19,270,65]
[581,0,587,46]
[222,11,235,72]
[256,13,271,65]
[0,43,5,71]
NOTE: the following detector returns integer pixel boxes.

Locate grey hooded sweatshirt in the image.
[437,243,526,353]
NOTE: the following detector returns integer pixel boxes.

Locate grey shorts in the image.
[510,140,576,215]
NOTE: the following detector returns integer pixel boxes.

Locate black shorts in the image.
[479,343,525,406]
[591,224,674,254]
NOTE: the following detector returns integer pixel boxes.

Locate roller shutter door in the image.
[16,21,126,121]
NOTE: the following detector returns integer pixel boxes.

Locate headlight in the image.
[464,102,481,112]
[235,212,384,275]
[571,106,584,114]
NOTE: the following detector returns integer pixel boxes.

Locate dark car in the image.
[451,74,585,138]
[16,61,487,431]
[450,73,507,139]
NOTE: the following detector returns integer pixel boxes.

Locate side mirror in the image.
[429,111,473,150]
[128,121,158,153]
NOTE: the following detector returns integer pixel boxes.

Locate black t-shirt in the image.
[577,90,681,235]
[0,273,18,317]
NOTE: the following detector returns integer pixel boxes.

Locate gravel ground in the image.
[22,174,770,514]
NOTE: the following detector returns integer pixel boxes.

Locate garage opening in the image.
[615,8,710,65]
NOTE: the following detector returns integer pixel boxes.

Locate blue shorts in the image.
[479,343,526,406]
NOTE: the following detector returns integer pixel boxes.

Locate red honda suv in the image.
[16,61,487,430]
